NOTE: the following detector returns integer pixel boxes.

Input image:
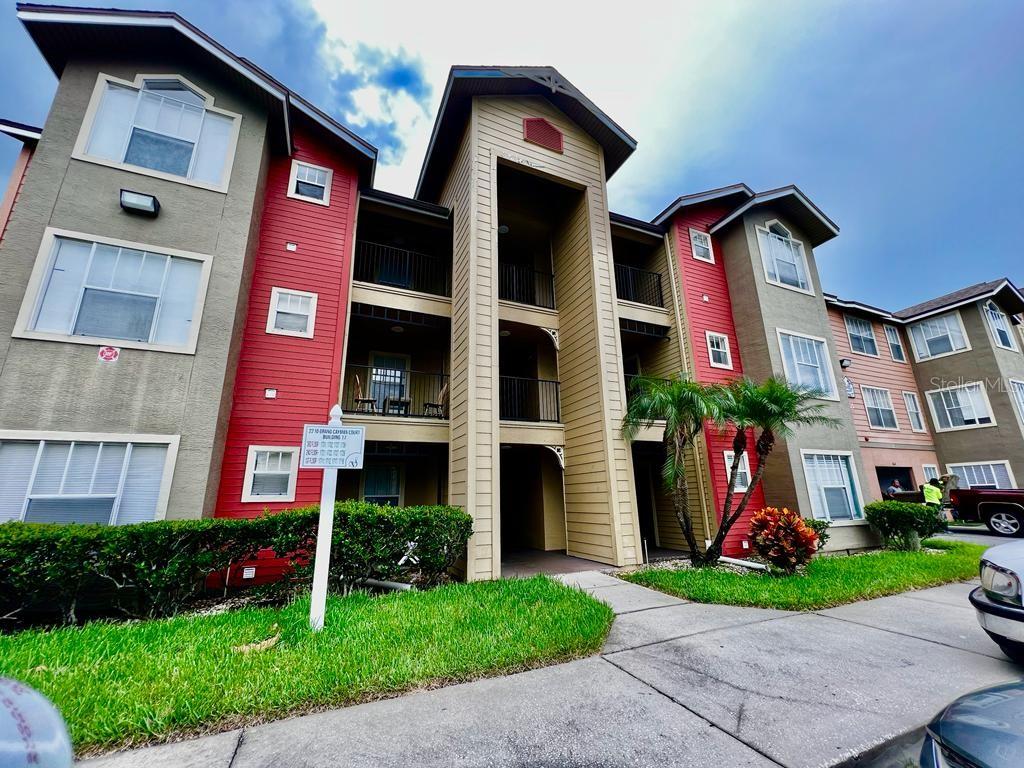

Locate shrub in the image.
[0,502,471,627]
[803,518,832,551]
[748,507,819,574]
[864,500,945,551]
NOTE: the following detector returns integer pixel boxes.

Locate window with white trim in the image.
[689,228,714,263]
[84,76,236,187]
[0,439,168,524]
[756,222,810,292]
[863,386,898,430]
[363,464,402,506]
[922,464,939,482]
[844,315,878,356]
[803,452,862,521]
[984,300,1017,350]
[706,331,733,369]
[908,312,968,360]
[947,462,1014,490]
[884,324,906,362]
[778,331,837,397]
[926,382,994,431]
[723,451,751,492]
[243,447,298,502]
[30,236,203,348]
[1011,379,1024,424]
[902,391,926,432]
[267,288,317,338]
[288,160,332,205]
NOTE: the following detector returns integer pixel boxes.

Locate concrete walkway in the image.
[83,572,1021,768]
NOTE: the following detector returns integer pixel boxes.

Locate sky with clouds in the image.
[0,0,1020,311]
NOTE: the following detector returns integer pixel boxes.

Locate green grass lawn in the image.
[622,538,985,611]
[0,576,612,754]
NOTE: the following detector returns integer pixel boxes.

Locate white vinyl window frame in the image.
[755,220,814,296]
[844,314,879,357]
[266,287,318,339]
[241,445,300,503]
[883,324,907,362]
[902,391,927,433]
[861,385,900,431]
[1011,379,1024,427]
[946,460,1017,490]
[71,73,242,194]
[723,450,751,492]
[286,159,333,206]
[922,464,939,482]
[359,463,406,506]
[689,228,715,263]
[705,330,733,370]
[984,300,1018,351]
[776,327,840,401]
[925,380,997,433]
[0,429,178,521]
[12,227,213,355]
[799,449,866,525]
[908,310,971,362]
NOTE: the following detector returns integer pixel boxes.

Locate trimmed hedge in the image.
[864,500,945,551]
[0,502,471,627]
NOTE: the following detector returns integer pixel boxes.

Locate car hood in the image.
[982,541,1024,574]
[930,681,1024,767]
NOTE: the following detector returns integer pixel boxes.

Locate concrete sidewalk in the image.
[83,573,1020,768]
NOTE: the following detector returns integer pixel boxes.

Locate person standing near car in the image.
[923,478,943,511]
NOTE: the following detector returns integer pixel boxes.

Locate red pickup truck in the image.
[949,488,1024,537]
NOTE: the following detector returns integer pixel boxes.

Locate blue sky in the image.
[0,0,1020,311]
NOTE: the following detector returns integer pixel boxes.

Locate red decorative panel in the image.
[523,117,564,153]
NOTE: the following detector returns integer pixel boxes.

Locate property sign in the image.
[300,424,365,469]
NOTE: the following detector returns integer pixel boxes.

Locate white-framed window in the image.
[14,229,211,354]
[908,311,969,361]
[902,391,926,432]
[984,300,1017,351]
[705,331,733,369]
[74,73,241,192]
[242,446,299,502]
[844,315,878,356]
[1011,379,1024,425]
[922,464,939,482]
[0,431,178,524]
[862,386,899,430]
[266,287,317,338]
[756,221,812,294]
[777,329,838,399]
[926,381,995,431]
[362,464,403,506]
[883,324,906,362]
[801,451,863,522]
[287,160,333,205]
[689,228,714,263]
[723,451,751,492]
[947,461,1015,490]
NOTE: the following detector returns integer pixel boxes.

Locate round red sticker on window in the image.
[97,346,120,363]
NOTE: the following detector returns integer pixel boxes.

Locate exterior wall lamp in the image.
[839,358,853,369]
[119,189,160,217]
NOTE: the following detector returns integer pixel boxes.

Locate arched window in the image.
[756,220,811,292]
[984,300,1016,350]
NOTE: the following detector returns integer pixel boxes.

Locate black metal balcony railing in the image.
[614,263,664,308]
[498,262,555,309]
[499,376,561,423]
[354,241,452,297]
[342,364,450,418]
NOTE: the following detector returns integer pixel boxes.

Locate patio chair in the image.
[353,374,378,414]
[424,380,449,418]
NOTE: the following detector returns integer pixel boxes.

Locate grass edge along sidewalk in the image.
[622,539,986,611]
[0,575,612,756]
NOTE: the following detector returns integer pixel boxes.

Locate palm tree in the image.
[703,376,840,566]
[622,376,722,565]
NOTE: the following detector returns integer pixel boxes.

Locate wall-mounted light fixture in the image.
[839,358,853,369]
[119,189,160,217]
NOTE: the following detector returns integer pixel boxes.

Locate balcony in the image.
[499,263,555,309]
[500,376,561,423]
[615,263,664,308]
[354,241,451,298]
[342,364,450,419]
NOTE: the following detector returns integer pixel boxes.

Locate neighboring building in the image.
[1,4,1019,579]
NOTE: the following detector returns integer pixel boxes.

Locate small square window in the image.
[705,331,733,369]
[266,287,317,338]
[242,446,298,502]
[723,451,752,491]
[689,228,714,263]
[287,160,332,206]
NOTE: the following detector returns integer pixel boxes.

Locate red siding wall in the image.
[671,204,766,556]
[215,126,359,517]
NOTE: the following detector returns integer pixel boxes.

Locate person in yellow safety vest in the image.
[923,478,943,509]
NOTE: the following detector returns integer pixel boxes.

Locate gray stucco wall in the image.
[0,55,270,518]
[719,206,875,549]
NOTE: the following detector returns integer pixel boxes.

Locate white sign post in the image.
[301,405,365,631]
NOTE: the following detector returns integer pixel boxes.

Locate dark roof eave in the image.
[709,185,839,247]
[894,279,1024,321]
[0,118,43,144]
[360,188,451,221]
[824,293,896,321]
[650,183,755,226]
[609,211,663,239]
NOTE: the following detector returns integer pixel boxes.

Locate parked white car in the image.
[971,540,1024,662]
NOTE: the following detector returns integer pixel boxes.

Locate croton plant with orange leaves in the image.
[748,507,819,574]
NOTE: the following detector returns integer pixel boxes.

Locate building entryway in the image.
[499,444,572,574]
[875,466,914,497]
[501,549,609,578]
